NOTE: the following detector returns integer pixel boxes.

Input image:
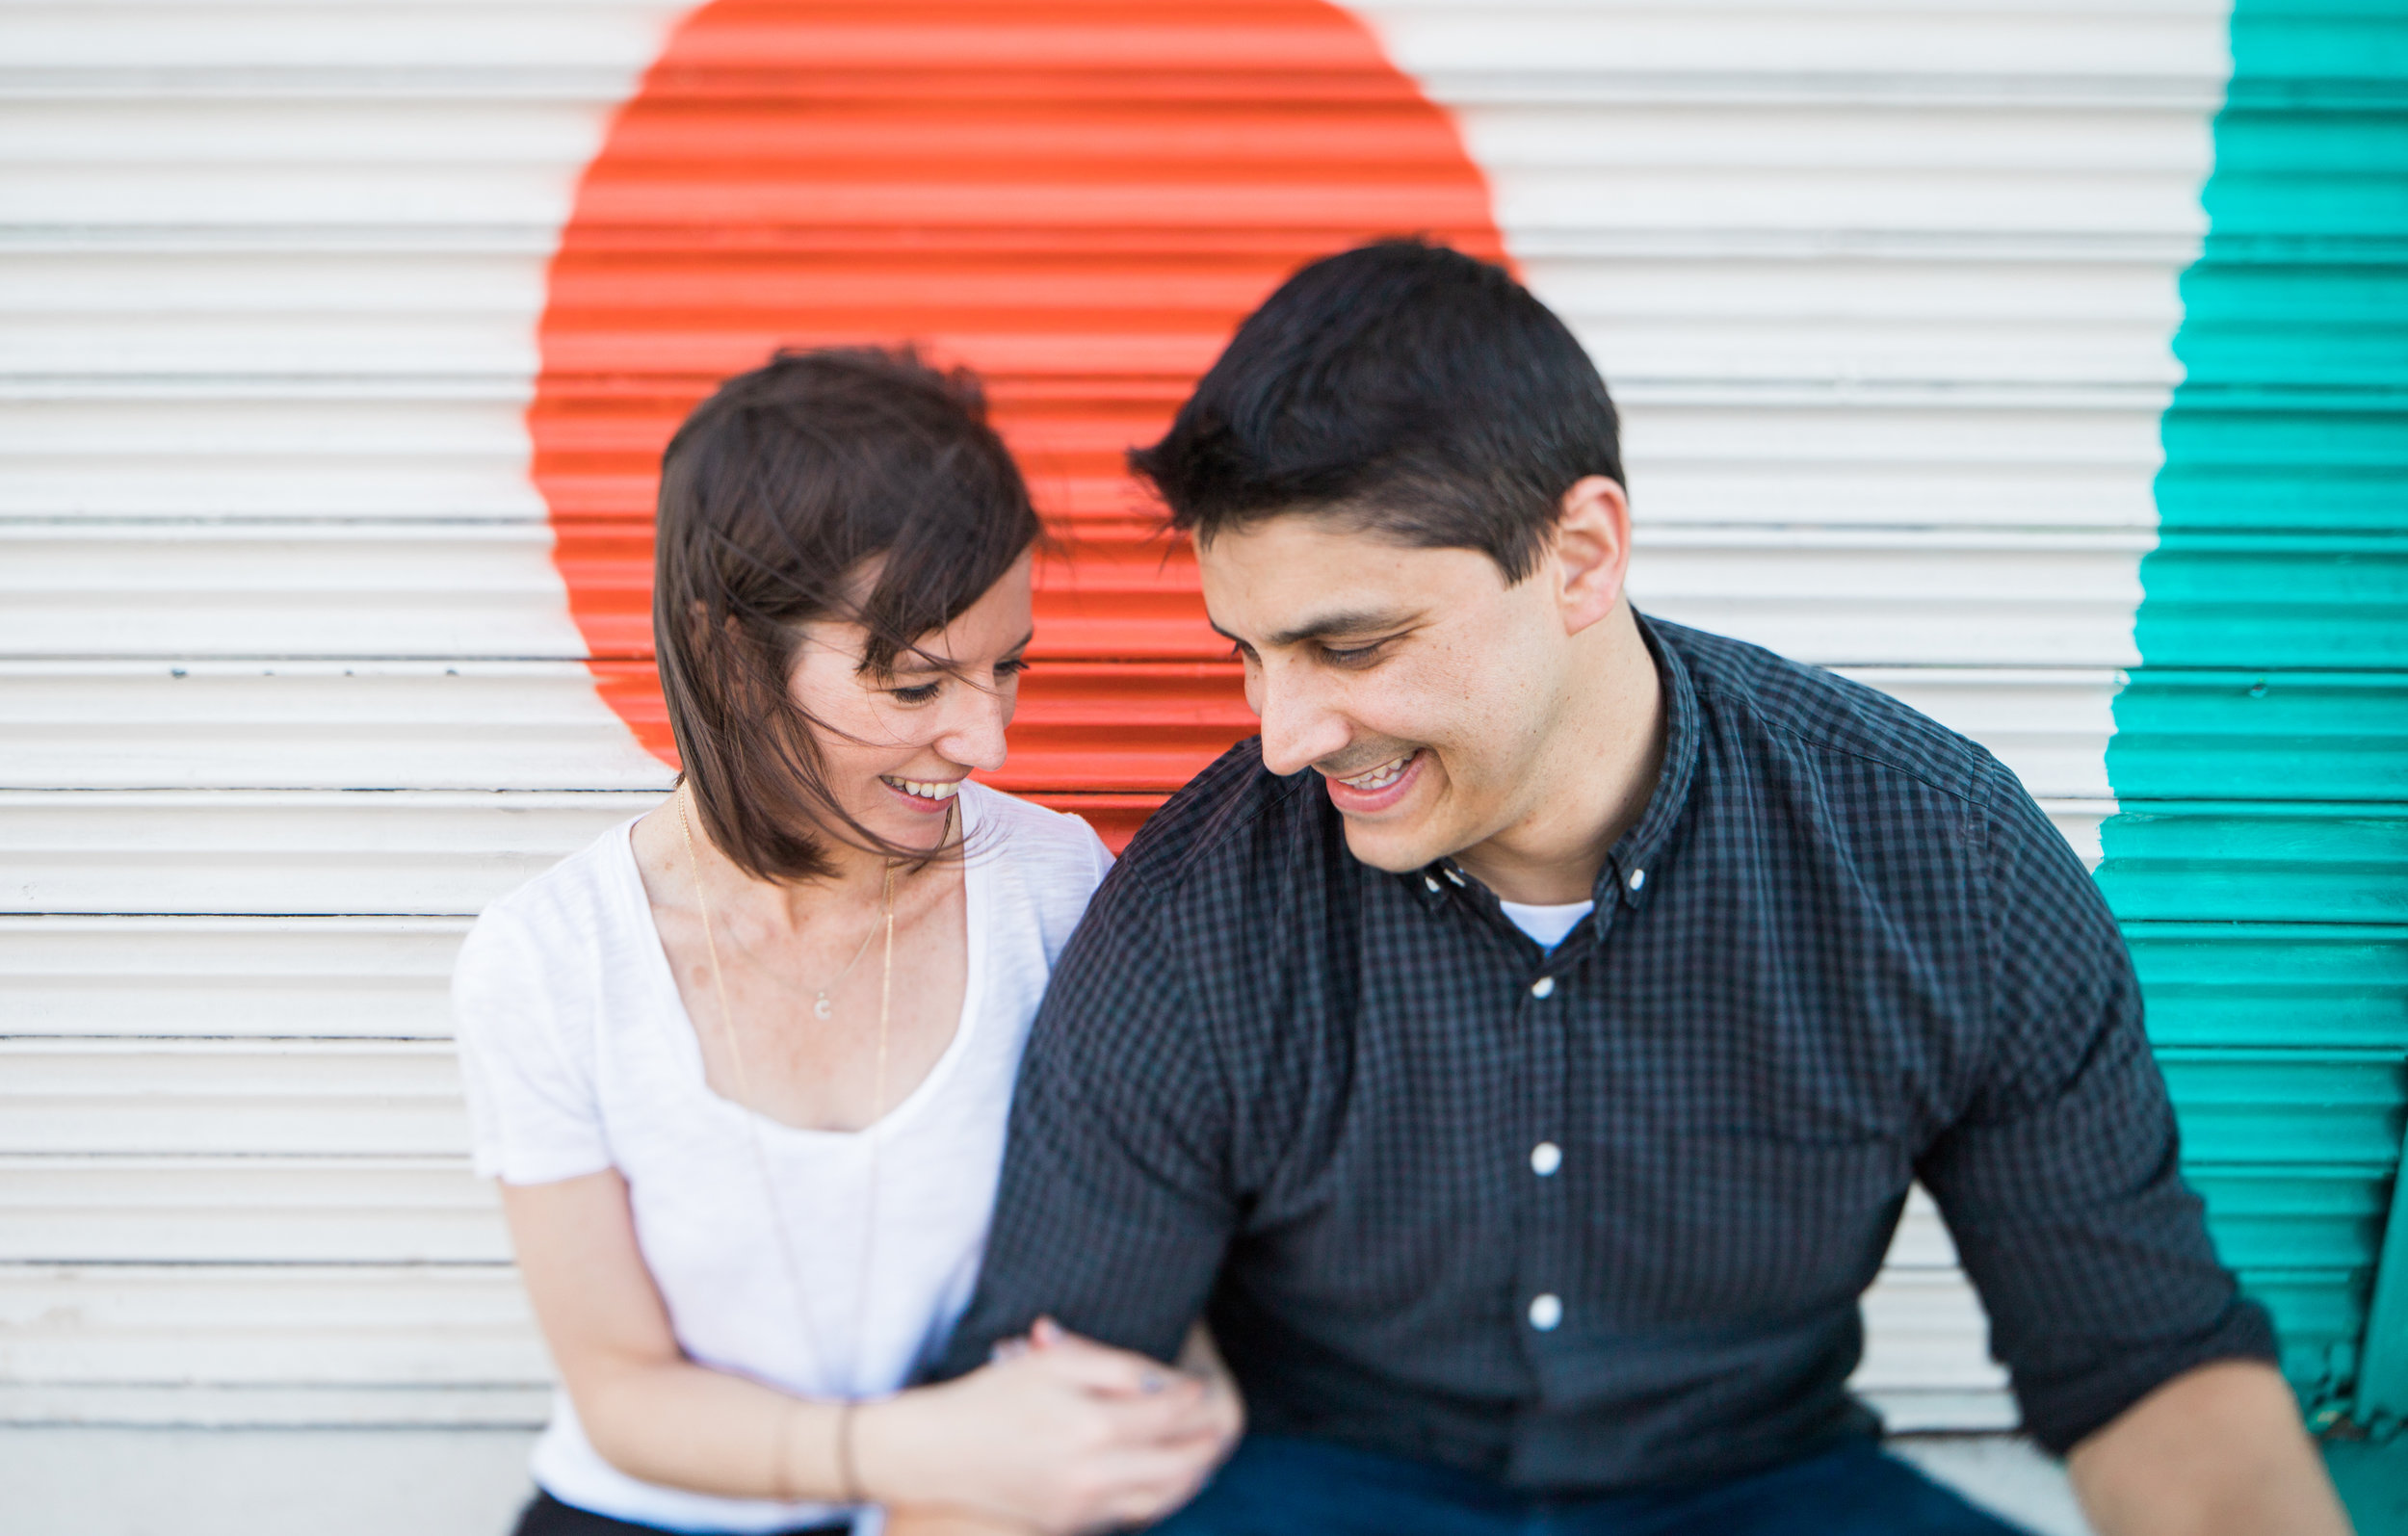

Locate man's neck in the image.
[1450,606,1665,906]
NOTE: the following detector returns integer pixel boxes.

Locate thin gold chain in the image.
[716,894,885,1022]
[675,784,893,1407]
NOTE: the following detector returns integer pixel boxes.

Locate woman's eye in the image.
[889,682,942,705]
[996,657,1032,680]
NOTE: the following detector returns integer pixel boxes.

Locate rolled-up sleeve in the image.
[1918,765,2278,1454]
[930,867,1241,1379]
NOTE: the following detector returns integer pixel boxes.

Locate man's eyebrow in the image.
[1212,609,1416,650]
[887,629,1037,674]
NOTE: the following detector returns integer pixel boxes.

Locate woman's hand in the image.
[855,1319,1241,1534]
[881,1510,1040,1536]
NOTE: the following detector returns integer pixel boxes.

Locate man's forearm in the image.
[2067,1361,2351,1536]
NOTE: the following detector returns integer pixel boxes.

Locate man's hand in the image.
[2068,1361,2351,1536]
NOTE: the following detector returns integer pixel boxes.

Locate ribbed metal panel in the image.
[2099,0,2408,1426]
[4,0,2246,1445]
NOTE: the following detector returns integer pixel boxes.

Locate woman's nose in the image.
[939,679,1012,770]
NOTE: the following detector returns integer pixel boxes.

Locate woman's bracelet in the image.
[770,1400,802,1504]
[834,1400,863,1504]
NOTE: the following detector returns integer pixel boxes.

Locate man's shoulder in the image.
[1659,618,2004,811]
[1109,736,1324,903]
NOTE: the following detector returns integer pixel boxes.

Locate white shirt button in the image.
[1529,1293,1563,1331]
[1531,976,1556,1000]
[1628,868,1647,892]
[1530,1141,1562,1177]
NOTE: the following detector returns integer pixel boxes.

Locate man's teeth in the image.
[885,777,961,801]
[1340,755,1413,792]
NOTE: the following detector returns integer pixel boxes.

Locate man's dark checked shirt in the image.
[935,614,2274,1492]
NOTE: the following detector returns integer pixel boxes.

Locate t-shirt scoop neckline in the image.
[615,788,989,1147]
[452,779,1113,1535]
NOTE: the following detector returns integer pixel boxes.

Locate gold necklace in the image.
[720,898,884,1022]
[676,784,893,1397]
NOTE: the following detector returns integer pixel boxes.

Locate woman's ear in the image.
[1551,475,1633,636]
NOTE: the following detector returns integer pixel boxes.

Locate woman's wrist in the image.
[768,1397,863,1506]
[846,1390,924,1507]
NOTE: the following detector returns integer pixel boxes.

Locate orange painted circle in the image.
[531,0,1505,841]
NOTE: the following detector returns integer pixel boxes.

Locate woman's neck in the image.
[671,790,939,940]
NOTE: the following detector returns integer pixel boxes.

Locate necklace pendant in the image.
[813,994,833,1021]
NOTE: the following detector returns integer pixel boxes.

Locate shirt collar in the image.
[1597,610,1700,911]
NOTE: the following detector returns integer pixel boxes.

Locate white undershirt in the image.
[1496,897,1597,951]
[451,783,1111,1533]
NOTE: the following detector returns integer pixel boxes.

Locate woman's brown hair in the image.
[653,348,1042,883]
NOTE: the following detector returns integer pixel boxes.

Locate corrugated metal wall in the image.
[2098,0,2408,1429]
[7,0,2299,1456]
[4,0,691,1432]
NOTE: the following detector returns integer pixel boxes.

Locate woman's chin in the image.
[861,780,963,846]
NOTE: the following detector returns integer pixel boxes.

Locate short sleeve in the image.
[1918,762,2277,1453]
[450,907,614,1185]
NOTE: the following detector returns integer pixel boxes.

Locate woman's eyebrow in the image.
[889,629,1036,674]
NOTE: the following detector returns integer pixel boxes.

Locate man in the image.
[933,242,2348,1533]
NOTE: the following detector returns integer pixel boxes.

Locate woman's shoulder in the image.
[961,782,1113,934]
[965,782,1111,870]
[458,817,648,979]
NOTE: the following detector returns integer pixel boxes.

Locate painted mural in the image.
[534,0,1505,846]
[6,3,2404,1521]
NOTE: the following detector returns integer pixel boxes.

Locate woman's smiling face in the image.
[784,550,1034,857]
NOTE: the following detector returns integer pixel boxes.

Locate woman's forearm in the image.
[570,1357,855,1504]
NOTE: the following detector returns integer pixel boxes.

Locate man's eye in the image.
[1321,641,1387,667]
[890,682,942,705]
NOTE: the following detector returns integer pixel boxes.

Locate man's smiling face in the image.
[1198,509,1573,874]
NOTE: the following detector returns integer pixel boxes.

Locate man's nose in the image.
[1254,664,1349,778]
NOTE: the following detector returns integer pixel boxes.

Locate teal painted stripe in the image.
[2109,673,2408,799]
[2127,924,2408,1050]
[2129,534,2408,668]
[2100,803,2408,924]
[2104,0,2408,1425]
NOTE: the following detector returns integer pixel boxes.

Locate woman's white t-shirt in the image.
[451,782,1112,1534]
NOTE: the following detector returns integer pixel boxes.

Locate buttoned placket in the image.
[1517,898,1580,1357]
[1510,875,1647,1366]
[1419,856,1662,1369]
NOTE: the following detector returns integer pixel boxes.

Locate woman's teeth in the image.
[884,777,961,801]
[1340,755,1413,792]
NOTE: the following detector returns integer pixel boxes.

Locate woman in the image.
[453,349,1241,1536]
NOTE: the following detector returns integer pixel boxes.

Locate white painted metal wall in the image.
[2,0,2225,1479]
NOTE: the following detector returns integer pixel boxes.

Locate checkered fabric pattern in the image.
[933,615,2274,1491]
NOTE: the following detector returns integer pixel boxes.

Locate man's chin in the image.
[1337,814,1450,875]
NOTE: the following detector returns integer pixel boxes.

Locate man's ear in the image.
[1551,475,1633,637]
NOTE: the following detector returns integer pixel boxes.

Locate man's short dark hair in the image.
[1129,240,1622,582]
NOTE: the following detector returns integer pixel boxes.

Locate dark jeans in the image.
[1149,1434,2036,1536]
[510,1490,851,1536]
